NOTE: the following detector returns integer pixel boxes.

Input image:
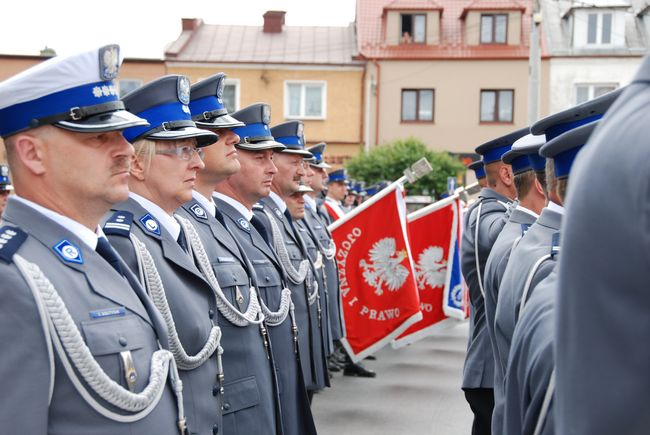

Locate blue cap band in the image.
[528,154,546,172]
[231,122,273,141]
[545,114,602,141]
[554,145,584,178]
[511,155,533,175]
[123,101,192,142]
[0,80,118,137]
[481,144,512,164]
[189,95,225,116]
[276,136,303,148]
[473,166,486,179]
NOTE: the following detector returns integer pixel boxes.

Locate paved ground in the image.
[312,321,473,435]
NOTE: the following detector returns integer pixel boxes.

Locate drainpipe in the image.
[373,59,381,151]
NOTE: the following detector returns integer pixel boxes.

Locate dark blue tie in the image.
[250,215,270,244]
[177,227,189,253]
[96,236,124,276]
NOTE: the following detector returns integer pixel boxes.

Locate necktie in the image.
[177,226,189,253]
[250,215,270,244]
[96,237,124,276]
[214,207,227,228]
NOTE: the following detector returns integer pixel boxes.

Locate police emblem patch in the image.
[274,208,282,218]
[178,76,191,105]
[54,240,84,264]
[238,218,250,231]
[139,214,161,236]
[190,203,207,220]
[98,45,120,81]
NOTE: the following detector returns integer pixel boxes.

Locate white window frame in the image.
[575,83,618,105]
[586,12,613,45]
[223,78,240,113]
[283,80,327,120]
[117,79,143,97]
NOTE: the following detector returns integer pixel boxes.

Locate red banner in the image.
[393,196,459,347]
[329,185,421,361]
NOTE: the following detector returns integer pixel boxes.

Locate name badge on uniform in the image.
[139,213,161,236]
[89,306,126,320]
[190,203,208,220]
[238,218,250,232]
[53,239,84,264]
[217,256,235,264]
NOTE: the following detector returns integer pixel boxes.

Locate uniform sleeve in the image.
[0,266,51,434]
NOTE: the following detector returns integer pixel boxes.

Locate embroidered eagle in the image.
[415,246,447,290]
[359,238,409,296]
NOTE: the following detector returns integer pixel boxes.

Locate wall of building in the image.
[548,57,641,113]
[167,63,365,165]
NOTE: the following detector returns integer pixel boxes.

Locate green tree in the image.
[346,137,465,197]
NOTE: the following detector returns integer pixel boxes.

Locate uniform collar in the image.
[192,190,216,218]
[546,200,565,216]
[213,191,253,221]
[13,195,101,249]
[129,192,181,240]
[515,204,539,219]
[269,191,287,213]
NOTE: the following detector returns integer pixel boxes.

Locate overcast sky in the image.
[0,0,357,58]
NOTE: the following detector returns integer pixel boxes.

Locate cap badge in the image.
[217,79,224,101]
[262,105,271,125]
[53,240,84,264]
[139,214,161,236]
[178,76,191,105]
[99,45,120,81]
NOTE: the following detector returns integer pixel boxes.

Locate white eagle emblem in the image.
[414,246,447,290]
[359,237,409,296]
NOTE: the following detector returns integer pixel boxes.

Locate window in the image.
[222,79,240,113]
[118,79,142,97]
[285,81,327,119]
[587,12,613,45]
[480,14,508,44]
[401,89,434,122]
[480,89,514,123]
[400,14,426,44]
[575,83,618,104]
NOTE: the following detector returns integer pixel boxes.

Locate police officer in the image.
[461,130,518,435]
[213,102,317,434]
[323,169,348,222]
[502,120,600,435]
[104,75,276,435]
[0,45,183,434]
[467,160,487,188]
[0,164,13,217]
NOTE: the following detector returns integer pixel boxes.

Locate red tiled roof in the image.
[357,0,533,59]
[383,0,443,11]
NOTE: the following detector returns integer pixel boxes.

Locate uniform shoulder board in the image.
[0,225,28,263]
[103,211,134,237]
[520,223,531,236]
[550,232,561,258]
[252,203,264,211]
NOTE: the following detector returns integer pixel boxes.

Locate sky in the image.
[0,0,357,58]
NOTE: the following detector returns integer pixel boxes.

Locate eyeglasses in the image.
[155,145,205,161]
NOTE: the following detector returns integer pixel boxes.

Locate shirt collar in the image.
[192,190,216,218]
[303,194,316,210]
[13,195,101,249]
[515,204,539,219]
[213,191,253,221]
[269,191,287,213]
[129,192,181,240]
[546,200,565,216]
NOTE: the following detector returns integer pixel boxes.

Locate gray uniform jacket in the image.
[295,217,333,356]
[254,197,330,391]
[105,198,276,435]
[304,201,345,342]
[214,196,317,435]
[177,198,281,434]
[501,268,557,435]
[554,57,650,435]
[0,198,179,434]
[483,208,537,426]
[494,206,561,394]
[460,188,510,389]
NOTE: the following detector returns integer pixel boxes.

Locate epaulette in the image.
[0,225,28,263]
[252,203,264,211]
[521,223,531,237]
[103,211,134,237]
[551,232,561,258]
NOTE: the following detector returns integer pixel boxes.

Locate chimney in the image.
[182,18,202,31]
[263,11,286,33]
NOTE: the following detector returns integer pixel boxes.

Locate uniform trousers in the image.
[463,388,494,435]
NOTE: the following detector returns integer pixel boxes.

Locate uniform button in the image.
[118,337,128,347]
[223,402,231,411]
[265,276,271,282]
[208,309,215,319]
[213,424,219,434]
[231,274,237,281]
[212,385,219,397]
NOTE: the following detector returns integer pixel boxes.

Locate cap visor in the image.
[236,140,286,151]
[309,161,332,169]
[148,126,218,147]
[56,110,149,133]
[194,113,246,129]
[281,149,314,157]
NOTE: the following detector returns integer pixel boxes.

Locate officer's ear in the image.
[129,153,147,181]
[8,127,49,176]
[499,164,514,187]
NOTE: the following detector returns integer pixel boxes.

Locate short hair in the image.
[514,170,536,198]
[545,158,558,199]
[485,162,501,188]
[557,177,568,202]
[535,169,548,199]
[132,138,156,173]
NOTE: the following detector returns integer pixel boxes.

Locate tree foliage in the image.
[346,137,466,197]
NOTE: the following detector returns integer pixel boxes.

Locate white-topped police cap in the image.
[297,183,314,193]
[307,142,332,169]
[539,120,598,179]
[189,73,245,129]
[230,103,286,151]
[270,121,313,157]
[0,44,148,138]
[121,75,218,147]
[512,133,547,172]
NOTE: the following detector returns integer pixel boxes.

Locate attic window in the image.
[480,14,508,44]
[401,14,426,44]
[587,12,613,44]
